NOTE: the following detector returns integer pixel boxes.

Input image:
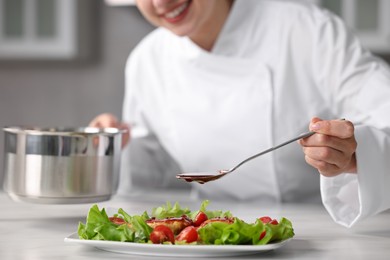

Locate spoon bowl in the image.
[176,131,315,184]
[176,171,227,184]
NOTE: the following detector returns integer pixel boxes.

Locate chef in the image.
[90,0,390,227]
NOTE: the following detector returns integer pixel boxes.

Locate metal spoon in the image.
[176,131,315,184]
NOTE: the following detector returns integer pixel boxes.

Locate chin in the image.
[167,24,197,38]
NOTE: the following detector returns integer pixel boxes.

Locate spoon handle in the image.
[228,131,315,173]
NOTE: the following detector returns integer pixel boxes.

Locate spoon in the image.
[176,131,315,184]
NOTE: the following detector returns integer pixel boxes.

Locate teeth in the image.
[165,2,188,19]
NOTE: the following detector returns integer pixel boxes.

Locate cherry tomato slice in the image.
[258,216,278,241]
[259,216,272,223]
[193,211,208,226]
[150,225,175,244]
[109,216,126,225]
[176,226,199,243]
[259,216,278,225]
[259,230,266,240]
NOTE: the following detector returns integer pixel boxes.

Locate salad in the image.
[78,200,294,245]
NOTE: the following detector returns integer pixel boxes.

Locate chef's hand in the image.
[299,117,357,177]
[89,113,130,148]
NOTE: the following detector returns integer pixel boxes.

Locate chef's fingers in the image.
[118,122,131,148]
[299,133,357,155]
[304,156,341,177]
[89,113,119,128]
[309,118,354,139]
[304,150,357,177]
[302,146,349,170]
[89,114,131,148]
[299,118,358,175]
[310,116,322,125]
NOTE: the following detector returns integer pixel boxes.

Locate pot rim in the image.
[3,126,125,136]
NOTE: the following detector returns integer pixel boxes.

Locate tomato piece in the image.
[259,230,266,240]
[176,226,199,243]
[258,217,278,241]
[259,216,278,225]
[109,216,126,225]
[150,225,175,244]
[193,211,208,226]
[259,216,272,223]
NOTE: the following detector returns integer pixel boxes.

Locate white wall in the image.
[0,2,154,186]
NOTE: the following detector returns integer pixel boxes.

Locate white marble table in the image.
[1,190,389,260]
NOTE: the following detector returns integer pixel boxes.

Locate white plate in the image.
[64,233,291,257]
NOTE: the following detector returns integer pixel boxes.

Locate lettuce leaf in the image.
[253,217,295,245]
[191,200,233,219]
[78,204,152,243]
[198,217,294,245]
[197,218,264,245]
[150,201,191,219]
[150,200,232,220]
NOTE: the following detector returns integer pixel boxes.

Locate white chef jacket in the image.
[120,0,390,227]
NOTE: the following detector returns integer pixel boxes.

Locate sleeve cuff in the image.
[320,174,360,227]
[321,125,390,228]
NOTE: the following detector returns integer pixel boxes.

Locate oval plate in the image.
[64,233,291,257]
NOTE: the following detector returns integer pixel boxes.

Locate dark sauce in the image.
[176,172,224,184]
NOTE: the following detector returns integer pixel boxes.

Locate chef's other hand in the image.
[299,117,357,177]
[89,113,130,148]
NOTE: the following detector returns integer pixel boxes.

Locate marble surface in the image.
[1,190,390,260]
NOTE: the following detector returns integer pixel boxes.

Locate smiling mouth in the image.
[164,1,191,21]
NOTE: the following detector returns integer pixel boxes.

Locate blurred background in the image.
[0,0,389,187]
[0,0,154,187]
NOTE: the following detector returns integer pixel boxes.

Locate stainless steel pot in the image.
[3,126,123,204]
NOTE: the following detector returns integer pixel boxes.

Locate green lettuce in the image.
[189,200,232,219]
[254,217,295,245]
[197,216,294,245]
[150,200,232,219]
[77,201,294,245]
[197,217,263,245]
[78,204,152,243]
[150,201,191,219]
